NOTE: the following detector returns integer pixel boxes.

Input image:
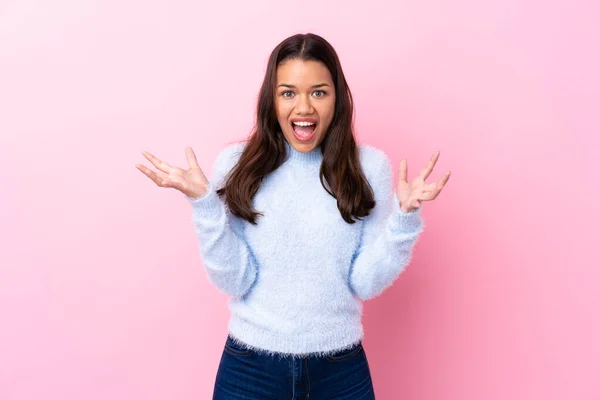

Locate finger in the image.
[164,176,185,192]
[398,159,408,182]
[437,170,451,188]
[421,172,451,201]
[423,171,450,192]
[185,146,200,169]
[136,164,171,188]
[419,151,440,181]
[433,171,451,196]
[424,182,438,192]
[419,191,436,201]
[142,151,173,174]
[136,164,157,182]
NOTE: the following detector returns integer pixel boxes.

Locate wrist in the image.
[399,204,418,213]
[187,183,211,200]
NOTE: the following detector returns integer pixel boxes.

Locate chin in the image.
[284,129,323,152]
[287,136,319,153]
[293,142,316,152]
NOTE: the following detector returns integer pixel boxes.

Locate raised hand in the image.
[396,151,451,213]
[136,147,209,199]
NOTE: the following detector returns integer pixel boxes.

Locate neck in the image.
[284,139,323,164]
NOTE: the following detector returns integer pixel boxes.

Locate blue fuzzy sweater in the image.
[187,140,425,358]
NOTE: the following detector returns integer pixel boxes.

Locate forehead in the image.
[276,59,333,86]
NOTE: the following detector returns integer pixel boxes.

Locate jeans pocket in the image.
[224,335,253,356]
[325,342,363,362]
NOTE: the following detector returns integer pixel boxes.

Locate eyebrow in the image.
[277,83,331,89]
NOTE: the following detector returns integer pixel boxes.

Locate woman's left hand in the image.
[396,151,451,213]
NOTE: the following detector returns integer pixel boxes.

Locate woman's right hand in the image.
[136,146,209,199]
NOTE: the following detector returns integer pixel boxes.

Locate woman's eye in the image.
[282,91,294,98]
[313,90,326,97]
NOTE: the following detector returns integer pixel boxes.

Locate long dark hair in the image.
[217,33,376,225]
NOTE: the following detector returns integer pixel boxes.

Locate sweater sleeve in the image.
[348,149,425,301]
[186,142,258,299]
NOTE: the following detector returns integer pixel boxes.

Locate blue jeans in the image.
[213,334,376,399]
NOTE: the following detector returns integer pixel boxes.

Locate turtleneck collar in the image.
[284,138,323,165]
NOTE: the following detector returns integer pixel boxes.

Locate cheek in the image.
[276,101,292,120]
[319,101,335,122]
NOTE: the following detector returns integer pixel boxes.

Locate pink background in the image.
[1,0,598,399]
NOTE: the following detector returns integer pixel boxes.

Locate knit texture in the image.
[187,139,425,358]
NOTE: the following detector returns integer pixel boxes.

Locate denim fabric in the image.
[212,335,376,399]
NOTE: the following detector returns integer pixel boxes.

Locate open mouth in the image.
[291,121,317,142]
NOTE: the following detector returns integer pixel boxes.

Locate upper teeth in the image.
[293,121,315,126]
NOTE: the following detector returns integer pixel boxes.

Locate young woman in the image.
[136,33,450,399]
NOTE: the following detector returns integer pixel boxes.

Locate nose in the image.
[295,94,314,115]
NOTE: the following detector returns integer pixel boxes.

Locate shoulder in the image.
[215,141,248,167]
[358,144,393,180]
[213,140,248,173]
[211,140,249,184]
